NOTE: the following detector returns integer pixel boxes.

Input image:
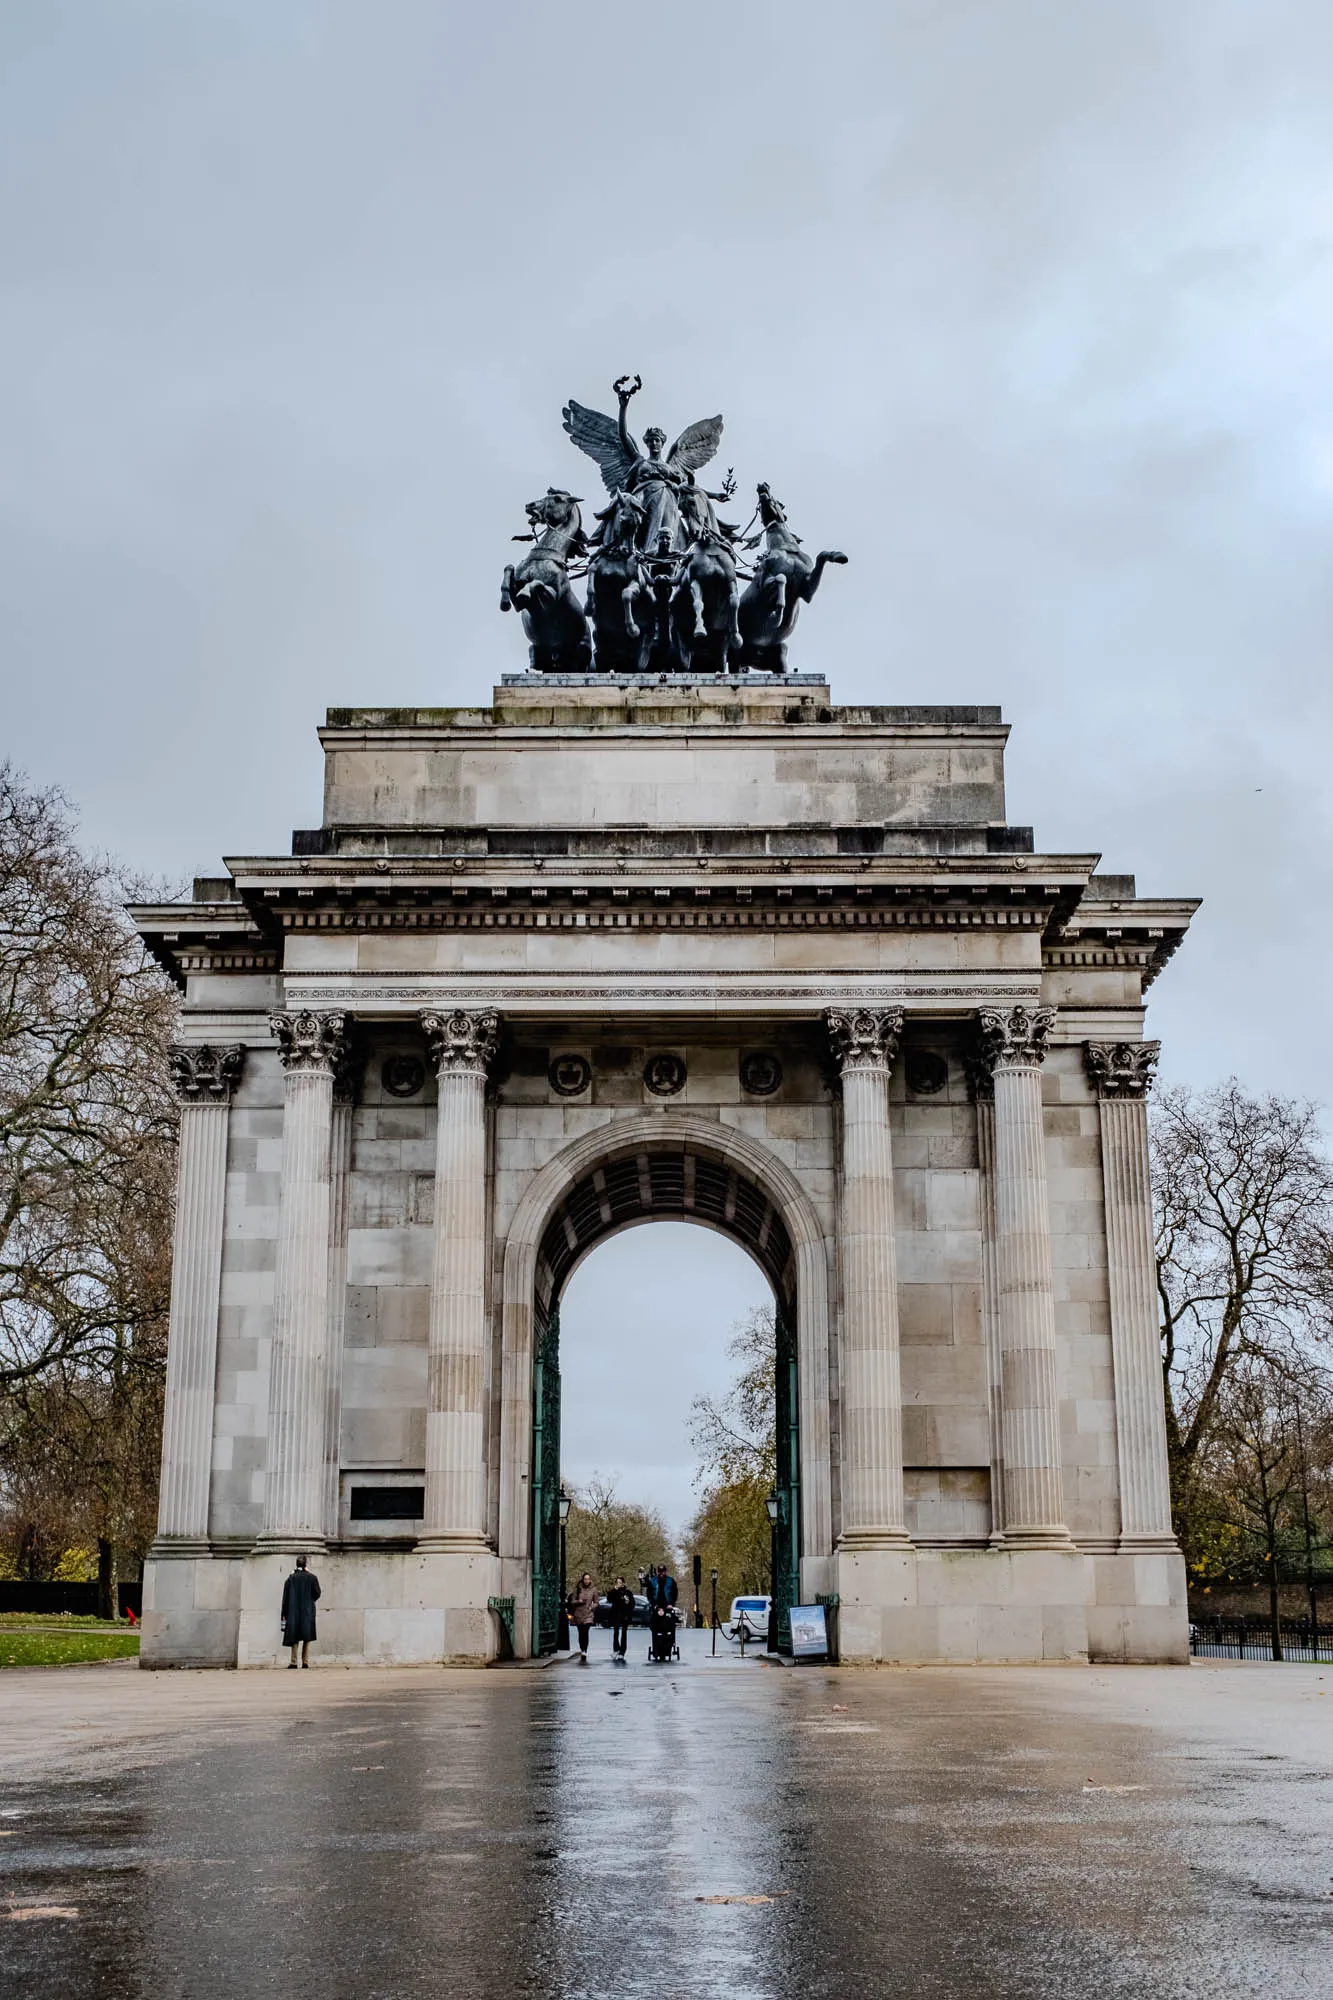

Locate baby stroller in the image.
[647,1602,680,1663]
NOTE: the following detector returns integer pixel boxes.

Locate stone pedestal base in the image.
[833,1544,1188,1664]
[140,1547,503,1668]
[837,1545,1090,1663]
[1084,1547,1189,1663]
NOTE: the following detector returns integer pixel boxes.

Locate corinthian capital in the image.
[975,1003,1055,1074]
[269,1009,350,1075]
[421,1008,501,1078]
[1083,1040,1160,1099]
[169,1044,246,1102]
[825,1006,904,1076]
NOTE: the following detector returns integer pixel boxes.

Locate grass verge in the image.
[0,1617,140,1667]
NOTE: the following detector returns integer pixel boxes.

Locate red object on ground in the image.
[125,1607,138,1626]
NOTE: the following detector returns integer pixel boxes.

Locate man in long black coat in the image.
[280,1554,321,1669]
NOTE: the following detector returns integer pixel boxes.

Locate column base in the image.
[413,1534,493,1555]
[994,1528,1076,1551]
[251,1534,327,1557]
[836,1532,914,1554]
[1116,1533,1180,1554]
[149,1536,213,1561]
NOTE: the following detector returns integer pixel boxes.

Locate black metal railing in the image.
[1189,1616,1333,1662]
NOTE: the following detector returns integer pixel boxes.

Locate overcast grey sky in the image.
[4,4,1330,1528]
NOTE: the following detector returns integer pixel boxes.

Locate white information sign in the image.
[789,1603,828,1660]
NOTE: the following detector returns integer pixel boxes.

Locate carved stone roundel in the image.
[382,1055,425,1099]
[549,1053,592,1097]
[905,1050,948,1097]
[739,1051,783,1097]
[643,1052,686,1097]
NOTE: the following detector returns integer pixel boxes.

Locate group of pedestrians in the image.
[275,1555,680,1669]
[566,1564,678,1666]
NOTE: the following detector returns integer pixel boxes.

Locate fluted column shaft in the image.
[156,1046,245,1546]
[1085,1042,1175,1546]
[973,1092,1006,1540]
[978,1006,1071,1546]
[828,1008,910,1547]
[323,1093,355,1540]
[261,1011,347,1548]
[419,1009,500,1548]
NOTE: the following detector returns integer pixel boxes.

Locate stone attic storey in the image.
[132,675,1197,1666]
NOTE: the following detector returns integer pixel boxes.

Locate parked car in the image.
[727,1595,771,1641]
[594,1593,650,1629]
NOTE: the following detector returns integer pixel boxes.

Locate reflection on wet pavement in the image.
[1,1633,1331,1997]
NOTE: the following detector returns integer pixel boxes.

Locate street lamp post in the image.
[765,1492,780,1653]
[693,1552,703,1629]
[710,1567,718,1657]
[557,1488,571,1651]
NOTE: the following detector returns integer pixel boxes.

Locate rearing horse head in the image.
[756,482,787,527]
[526,487,584,535]
[594,487,646,551]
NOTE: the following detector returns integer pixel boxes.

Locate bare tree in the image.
[564,1476,676,1592]
[1152,1082,1333,1551]
[0,766,177,1596]
[687,1305,776,1491]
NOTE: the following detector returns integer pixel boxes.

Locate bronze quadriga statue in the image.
[501,375,847,675]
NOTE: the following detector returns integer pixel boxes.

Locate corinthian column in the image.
[418,1008,500,1549]
[827,1007,910,1547]
[975,1004,1071,1547]
[1084,1041,1176,1547]
[260,1009,348,1550]
[154,1045,246,1551]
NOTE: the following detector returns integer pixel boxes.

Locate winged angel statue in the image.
[563,375,728,556]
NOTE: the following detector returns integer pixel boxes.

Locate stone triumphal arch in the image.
[135,674,1197,1666]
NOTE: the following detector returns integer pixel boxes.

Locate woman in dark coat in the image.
[281,1554,321,1668]
[567,1572,598,1665]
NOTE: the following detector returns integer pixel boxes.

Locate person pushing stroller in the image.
[643,1563,679,1663]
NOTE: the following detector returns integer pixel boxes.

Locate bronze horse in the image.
[585,489,651,674]
[500,488,591,673]
[737,483,847,673]
[671,524,743,674]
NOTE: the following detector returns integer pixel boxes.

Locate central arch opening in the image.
[526,1140,802,1656]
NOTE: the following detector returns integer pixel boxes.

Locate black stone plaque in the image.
[349,1486,425,1521]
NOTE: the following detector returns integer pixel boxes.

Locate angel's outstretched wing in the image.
[668,415,724,476]
[562,400,636,495]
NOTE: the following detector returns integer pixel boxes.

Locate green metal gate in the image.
[773,1303,801,1650]
[531,1306,563,1656]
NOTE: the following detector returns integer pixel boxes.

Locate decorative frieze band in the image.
[169,1044,246,1101]
[421,1008,501,1078]
[975,1003,1055,1072]
[1083,1040,1160,1100]
[825,1006,904,1076]
[269,1009,350,1075]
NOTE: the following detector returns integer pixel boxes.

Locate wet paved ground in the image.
[1,1629,1331,1999]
